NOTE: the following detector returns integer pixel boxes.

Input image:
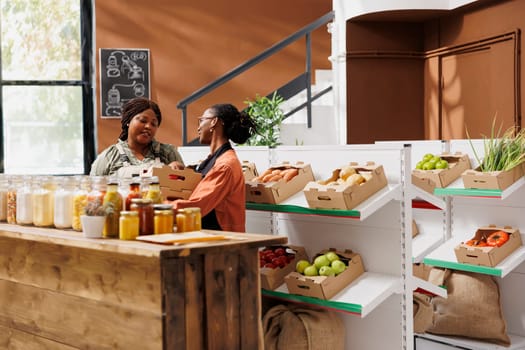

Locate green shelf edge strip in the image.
[262,289,362,314]
[246,202,360,218]
[422,258,502,277]
[433,187,502,198]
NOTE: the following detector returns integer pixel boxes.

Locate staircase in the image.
[279,69,338,145]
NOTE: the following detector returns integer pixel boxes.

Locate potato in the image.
[339,165,356,181]
[282,168,299,182]
[346,173,365,186]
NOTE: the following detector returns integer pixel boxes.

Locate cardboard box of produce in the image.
[245,162,314,204]
[461,162,525,191]
[259,245,308,290]
[303,162,387,210]
[454,225,522,267]
[146,165,202,200]
[284,249,365,300]
[412,220,419,238]
[412,153,471,193]
[241,161,258,181]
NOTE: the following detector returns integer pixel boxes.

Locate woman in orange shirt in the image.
[171,103,256,232]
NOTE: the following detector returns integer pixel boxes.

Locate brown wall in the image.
[95,1,331,152]
[345,0,524,143]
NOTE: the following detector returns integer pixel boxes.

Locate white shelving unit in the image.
[408,140,525,350]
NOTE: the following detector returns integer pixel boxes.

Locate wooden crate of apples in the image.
[259,245,308,290]
[412,152,471,193]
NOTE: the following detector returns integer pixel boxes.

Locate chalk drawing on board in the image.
[100,48,150,118]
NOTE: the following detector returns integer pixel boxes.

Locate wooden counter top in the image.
[0,223,286,349]
[0,223,287,258]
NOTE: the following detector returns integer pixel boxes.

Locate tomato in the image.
[486,231,510,247]
[465,239,488,247]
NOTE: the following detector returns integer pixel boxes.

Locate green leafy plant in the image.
[243,92,285,148]
[83,197,115,216]
[467,118,525,172]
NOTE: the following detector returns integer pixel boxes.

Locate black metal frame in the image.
[177,11,335,145]
[0,0,95,174]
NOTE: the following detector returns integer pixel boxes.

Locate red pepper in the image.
[486,231,510,247]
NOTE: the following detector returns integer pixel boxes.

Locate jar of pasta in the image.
[72,176,91,231]
[33,176,57,227]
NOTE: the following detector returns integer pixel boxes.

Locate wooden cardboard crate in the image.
[412,153,471,193]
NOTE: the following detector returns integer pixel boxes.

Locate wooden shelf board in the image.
[412,231,445,263]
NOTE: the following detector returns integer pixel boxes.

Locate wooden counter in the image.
[0,224,286,349]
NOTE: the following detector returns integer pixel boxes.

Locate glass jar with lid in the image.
[125,177,142,211]
[33,176,57,227]
[6,175,22,224]
[72,176,91,231]
[102,179,122,238]
[16,175,34,226]
[153,204,174,234]
[119,211,139,240]
[0,174,9,222]
[145,176,162,204]
[54,176,78,229]
[130,198,154,235]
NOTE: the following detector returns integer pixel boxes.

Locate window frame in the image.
[0,0,96,175]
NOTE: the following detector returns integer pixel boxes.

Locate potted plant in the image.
[80,197,108,238]
[243,92,285,148]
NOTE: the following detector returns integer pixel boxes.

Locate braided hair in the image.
[209,103,256,144]
[119,97,162,141]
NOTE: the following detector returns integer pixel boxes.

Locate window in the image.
[0,0,94,174]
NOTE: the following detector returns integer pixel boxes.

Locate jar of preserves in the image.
[102,179,122,238]
[125,178,142,211]
[154,204,174,234]
[186,207,202,231]
[16,176,34,226]
[130,198,154,235]
[72,176,91,231]
[145,176,162,204]
[119,211,139,240]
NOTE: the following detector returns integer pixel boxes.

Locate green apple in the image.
[303,265,318,276]
[415,161,425,170]
[314,255,330,269]
[331,260,346,275]
[295,259,310,274]
[435,159,449,169]
[324,251,340,262]
[319,266,335,277]
[422,161,435,170]
[422,153,434,162]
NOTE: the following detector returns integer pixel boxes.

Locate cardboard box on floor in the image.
[454,225,522,267]
[145,165,202,200]
[260,245,308,290]
[303,162,387,210]
[245,162,315,204]
[412,153,471,193]
[462,162,525,191]
[284,249,365,300]
[241,161,258,181]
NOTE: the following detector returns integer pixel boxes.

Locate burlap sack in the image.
[262,304,345,350]
[413,292,433,334]
[427,268,511,346]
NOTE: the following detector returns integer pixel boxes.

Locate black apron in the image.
[196,142,232,230]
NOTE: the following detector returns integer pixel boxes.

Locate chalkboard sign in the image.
[99,48,150,118]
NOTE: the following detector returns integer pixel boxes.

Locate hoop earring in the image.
[210,127,214,133]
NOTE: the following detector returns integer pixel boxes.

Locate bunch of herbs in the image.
[467,119,525,172]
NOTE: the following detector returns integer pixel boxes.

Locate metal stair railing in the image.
[176,11,334,145]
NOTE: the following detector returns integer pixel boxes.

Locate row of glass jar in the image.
[0,174,171,232]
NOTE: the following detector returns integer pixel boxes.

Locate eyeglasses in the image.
[198,116,216,124]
